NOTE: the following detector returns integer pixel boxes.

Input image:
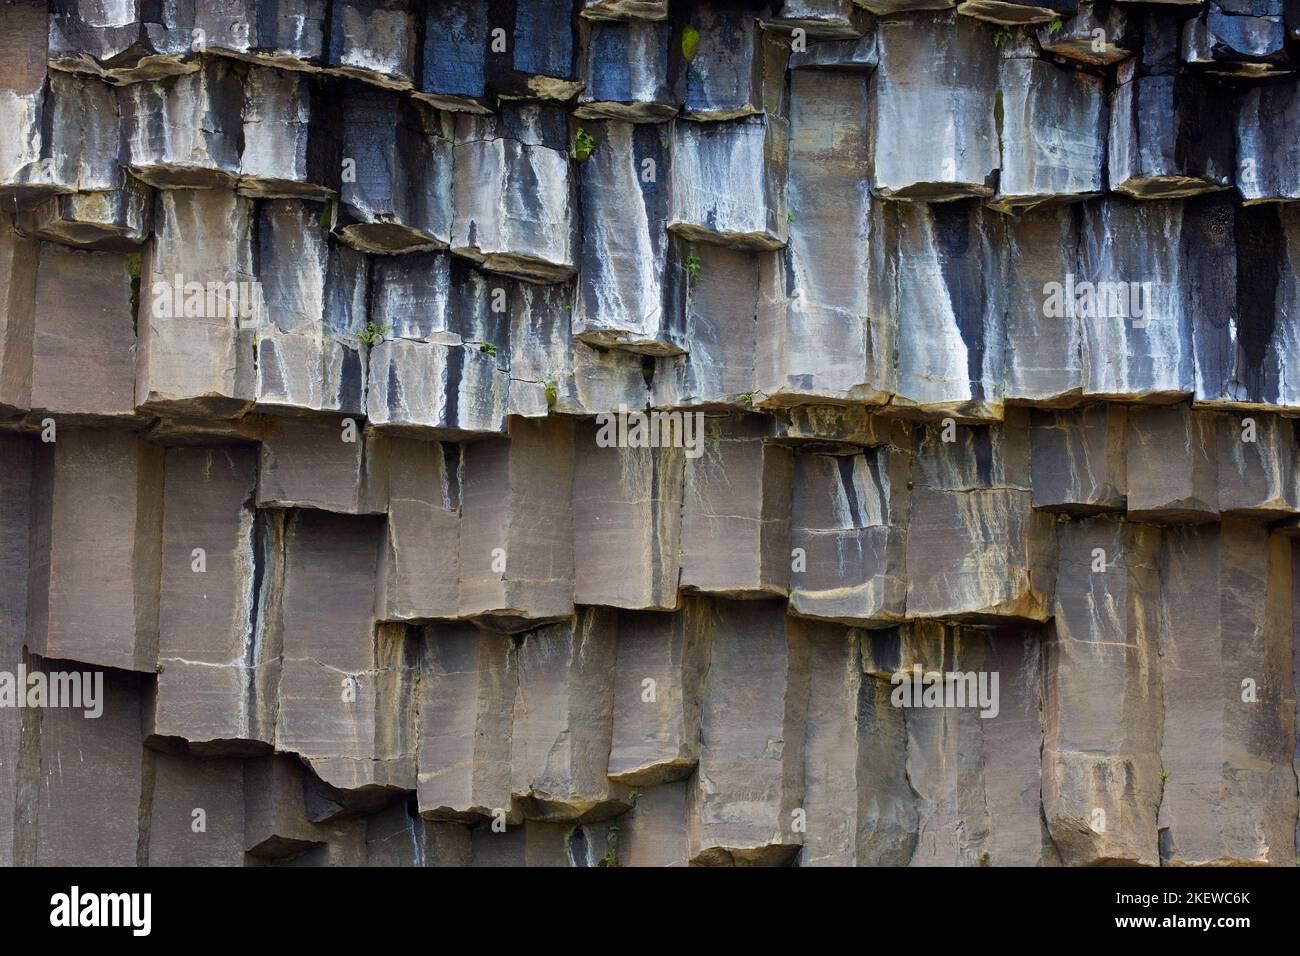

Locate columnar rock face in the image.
[8,0,1300,870]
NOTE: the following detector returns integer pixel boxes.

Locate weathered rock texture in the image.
[2,0,1298,869]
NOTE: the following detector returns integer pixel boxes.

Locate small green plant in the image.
[681,24,700,62]
[739,391,756,407]
[599,825,620,866]
[1159,768,1169,783]
[685,252,702,277]
[1048,18,1063,35]
[357,322,392,346]
[787,211,796,223]
[627,788,643,806]
[993,26,1013,48]
[479,341,498,356]
[544,379,558,410]
[318,196,335,229]
[571,128,596,162]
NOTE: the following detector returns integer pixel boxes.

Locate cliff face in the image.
[0,0,1298,867]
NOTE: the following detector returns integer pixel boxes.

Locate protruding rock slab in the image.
[118,59,244,189]
[1236,78,1300,203]
[789,442,910,625]
[325,0,417,90]
[153,445,277,753]
[958,0,1075,24]
[0,0,57,213]
[17,179,151,251]
[668,114,788,250]
[335,83,452,253]
[451,105,577,281]
[137,189,257,417]
[1124,405,1218,522]
[27,429,163,673]
[276,511,417,795]
[458,417,575,629]
[576,21,682,122]
[1157,522,1296,866]
[376,438,460,623]
[48,0,196,84]
[1029,405,1127,514]
[682,4,787,120]
[573,419,685,610]
[417,624,516,821]
[757,68,892,407]
[608,604,711,784]
[1044,517,1162,865]
[239,65,341,199]
[689,601,810,866]
[573,121,682,355]
[511,609,629,821]
[255,199,367,416]
[1036,1,1132,65]
[417,0,494,113]
[256,417,388,515]
[870,13,998,201]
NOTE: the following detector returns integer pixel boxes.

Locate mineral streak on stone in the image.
[575,20,683,122]
[118,58,244,189]
[1036,0,1133,64]
[573,419,684,610]
[905,415,1057,622]
[870,12,998,202]
[375,438,461,623]
[325,0,417,90]
[902,623,1056,866]
[608,603,711,784]
[888,200,1006,420]
[654,241,758,409]
[789,442,910,625]
[416,624,516,821]
[0,218,38,414]
[1182,1,1291,76]
[788,32,880,70]
[0,0,57,213]
[1077,197,1195,403]
[1157,522,1297,866]
[682,3,788,120]
[26,430,163,673]
[688,600,810,866]
[1044,517,1162,865]
[992,55,1105,213]
[1003,207,1083,405]
[136,188,256,417]
[768,1,871,38]
[958,0,1075,24]
[451,103,577,280]
[366,800,473,866]
[1213,411,1296,519]
[336,82,452,253]
[152,446,274,753]
[417,0,494,113]
[668,114,789,250]
[1108,67,1235,199]
[470,819,611,866]
[16,177,152,250]
[144,753,246,866]
[681,415,793,597]
[192,0,328,68]
[573,121,683,355]
[47,0,196,84]
[1029,405,1128,513]
[255,199,367,416]
[239,65,341,199]
[511,608,630,821]
[276,511,418,795]
[12,70,124,203]
[756,68,892,407]
[617,780,689,866]
[29,243,135,419]
[1124,405,1219,522]
[1236,79,1300,203]
[458,417,576,630]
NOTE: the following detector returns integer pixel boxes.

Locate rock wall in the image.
[1,0,1298,867]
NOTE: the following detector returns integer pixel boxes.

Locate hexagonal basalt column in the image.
[575,20,683,122]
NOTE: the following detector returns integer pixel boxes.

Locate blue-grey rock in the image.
[575,20,683,121]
